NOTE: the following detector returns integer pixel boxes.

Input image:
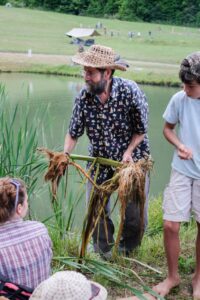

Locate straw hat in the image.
[72,44,128,71]
[29,271,107,300]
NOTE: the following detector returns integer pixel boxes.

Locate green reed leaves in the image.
[0,84,46,198]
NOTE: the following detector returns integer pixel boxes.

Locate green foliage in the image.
[118,0,139,21]
[44,178,84,240]
[0,84,46,197]
[6,0,200,26]
[178,255,195,274]
[146,195,163,236]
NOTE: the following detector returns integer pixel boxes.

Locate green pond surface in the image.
[0,73,179,220]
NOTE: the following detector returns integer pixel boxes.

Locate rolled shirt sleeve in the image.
[163,94,179,124]
[130,85,149,134]
[69,94,85,138]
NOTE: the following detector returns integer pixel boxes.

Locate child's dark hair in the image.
[179,53,200,84]
[0,177,26,223]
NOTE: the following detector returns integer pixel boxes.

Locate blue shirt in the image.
[69,77,150,182]
[163,90,200,179]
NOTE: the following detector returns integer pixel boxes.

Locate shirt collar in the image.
[0,218,23,227]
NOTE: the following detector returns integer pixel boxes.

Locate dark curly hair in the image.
[179,54,200,84]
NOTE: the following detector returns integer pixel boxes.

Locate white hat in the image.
[30,271,107,300]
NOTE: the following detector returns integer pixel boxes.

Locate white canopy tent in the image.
[65,28,101,38]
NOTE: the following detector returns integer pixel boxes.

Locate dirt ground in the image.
[0,51,72,71]
[0,51,179,73]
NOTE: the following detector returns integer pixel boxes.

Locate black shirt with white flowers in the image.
[69,77,150,183]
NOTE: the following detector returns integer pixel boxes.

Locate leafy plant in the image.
[0,84,46,207]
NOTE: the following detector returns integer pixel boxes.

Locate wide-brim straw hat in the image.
[30,271,107,300]
[72,44,128,71]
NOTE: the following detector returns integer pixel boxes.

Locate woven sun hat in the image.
[29,271,107,300]
[72,44,128,71]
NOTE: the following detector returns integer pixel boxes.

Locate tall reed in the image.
[0,84,46,200]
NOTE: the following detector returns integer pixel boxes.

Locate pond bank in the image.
[0,51,180,87]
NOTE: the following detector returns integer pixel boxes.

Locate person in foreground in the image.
[0,177,52,289]
[64,44,150,258]
[152,52,200,299]
[117,51,200,300]
[29,270,107,300]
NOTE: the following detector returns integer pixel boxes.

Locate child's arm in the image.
[163,122,193,160]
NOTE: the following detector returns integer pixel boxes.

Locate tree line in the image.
[2,0,200,26]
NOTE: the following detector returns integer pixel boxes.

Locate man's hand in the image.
[122,150,133,163]
[177,143,193,160]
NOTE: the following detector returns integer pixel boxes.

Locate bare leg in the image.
[192,222,200,299]
[153,220,181,297]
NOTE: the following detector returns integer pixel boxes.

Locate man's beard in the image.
[86,79,107,95]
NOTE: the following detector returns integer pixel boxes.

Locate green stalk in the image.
[70,154,122,168]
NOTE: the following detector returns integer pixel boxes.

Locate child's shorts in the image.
[163,168,200,222]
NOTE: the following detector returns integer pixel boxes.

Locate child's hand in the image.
[177,144,193,160]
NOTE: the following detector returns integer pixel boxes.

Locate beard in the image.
[86,78,107,95]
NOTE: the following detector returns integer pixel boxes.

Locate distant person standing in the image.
[153,52,200,298]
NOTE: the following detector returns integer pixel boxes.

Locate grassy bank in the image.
[0,85,158,299]
[16,64,181,87]
[1,84,197,299]
[0,6,200,85]
[0,55,180,86]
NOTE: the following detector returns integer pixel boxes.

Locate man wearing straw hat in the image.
[64,44,150,259]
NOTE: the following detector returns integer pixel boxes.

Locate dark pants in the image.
[86,173,150,254]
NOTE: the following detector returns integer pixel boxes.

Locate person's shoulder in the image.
[77,86,86,97]
[170,90,186,104]
[113,76,137,85]
[23,220,48,234]
[113,77,138,91]
[76,87,92,101]
[172,90,185,99]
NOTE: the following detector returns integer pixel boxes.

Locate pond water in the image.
[0,73,179,219]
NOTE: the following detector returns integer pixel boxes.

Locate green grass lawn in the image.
[1,6,200,85]
[1,6,200,63]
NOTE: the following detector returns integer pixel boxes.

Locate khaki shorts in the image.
[163,169,200,222]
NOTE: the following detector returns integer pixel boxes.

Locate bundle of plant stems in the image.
[38,148,153,258]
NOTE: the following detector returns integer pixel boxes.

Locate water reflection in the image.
[0,73,179,218]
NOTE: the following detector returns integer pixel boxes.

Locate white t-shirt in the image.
[163,90,200,179]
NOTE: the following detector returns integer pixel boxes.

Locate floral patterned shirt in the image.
[69,77,150,183]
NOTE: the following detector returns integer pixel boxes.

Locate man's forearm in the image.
[64,133,77,154]
[127,133,145,153]
[122,133,145,162]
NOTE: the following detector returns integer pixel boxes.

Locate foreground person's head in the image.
[0,177,28,223]
[72,44,129,95]
[179,52,200,99]
[30,271,107,300]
